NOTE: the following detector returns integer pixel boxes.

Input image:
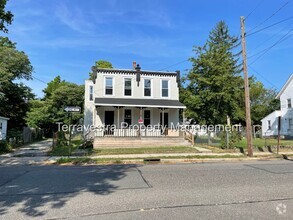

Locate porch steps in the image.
[94,137,192,148]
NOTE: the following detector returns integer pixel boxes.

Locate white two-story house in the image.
[261,74,293,138]
[84,62,186,143]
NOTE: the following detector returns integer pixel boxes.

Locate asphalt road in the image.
[0,160,293,219]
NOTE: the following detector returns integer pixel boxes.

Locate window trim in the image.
[287,98,292,109]
[268,120,271,130]
[124,109,132,127]
[160,79,170,98]
[104,76,114,96]
[143,109,152,126]
[89,85,94,101]
[143,78,153,98]
[123,77,133,97]
[289,118,293,130]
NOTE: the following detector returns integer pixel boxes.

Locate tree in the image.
[247,77,280,125]
[89,60,113,80]
[181,21,243,125]
[0,0,13,33]
[0,36,34,130]
[26,77,84,136]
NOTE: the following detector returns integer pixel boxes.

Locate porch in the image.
[91,98,186,138]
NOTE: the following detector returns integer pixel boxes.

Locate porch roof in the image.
[94,98,186,109]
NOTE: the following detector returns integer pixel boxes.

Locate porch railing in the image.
[184,129,195,146]
[95,128,169,137]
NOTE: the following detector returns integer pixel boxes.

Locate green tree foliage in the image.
[89,60,113,80]
[0,36,34,130]
[181,21,280,126]
[0,0,13,33]
[248,77,280,124]
[181,21,243,125]
[26,76,84,136]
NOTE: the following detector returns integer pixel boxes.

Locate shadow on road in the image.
[0,164,147,217]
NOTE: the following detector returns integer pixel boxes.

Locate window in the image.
[268,120,271,130]
[124,109,132,127]
[144,110,151,126]
[288,98,292,109]
[0,122,2,129]
[161,80,169,97]
[289,118,293,130]
[124,78,132,96]
[89,85,93,101]
[144,79,151,96]
[105,77,113,95]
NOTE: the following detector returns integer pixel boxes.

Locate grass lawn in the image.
[236,138,293,148]
[56,154,246,165]
[49,140,84,156]
[91,146,199,156]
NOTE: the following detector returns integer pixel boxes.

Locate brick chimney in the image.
[132,61,137,70]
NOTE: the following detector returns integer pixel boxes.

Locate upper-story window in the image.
[105,77,113,95]
[124,78,132,96]
[161,80,169,98]
[144,79,151,97]
[268,120,271,130]
[289,118,293,130]
[89,85,93,101]
[288,98,292,108]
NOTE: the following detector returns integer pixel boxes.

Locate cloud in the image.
[55,2,96,34]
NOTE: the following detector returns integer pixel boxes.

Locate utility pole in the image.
[240,16,253,157]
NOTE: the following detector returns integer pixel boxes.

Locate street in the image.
[0,160,292,219]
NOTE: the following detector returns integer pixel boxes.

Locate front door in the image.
[104,111,114,135]
[160,112,168,135]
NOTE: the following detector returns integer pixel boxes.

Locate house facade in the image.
[84,63,186,138]
[0,116,9,140]
[261,74,293,138]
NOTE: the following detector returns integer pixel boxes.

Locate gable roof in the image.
[0,116,9,120]
[276,74,293,99]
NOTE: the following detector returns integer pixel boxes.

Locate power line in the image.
[248,65,280,90]
[31,75,48,84]
[157,59,189,71]
[247,16,293,37]
[247,1,291,33]
[249,28,293,65]
[248,21,293,54]
[245,0,265,20]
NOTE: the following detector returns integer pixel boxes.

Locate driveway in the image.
[0,139,52,166]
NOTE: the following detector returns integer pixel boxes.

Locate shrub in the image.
[0,141,12,154]
[220,131,242,149]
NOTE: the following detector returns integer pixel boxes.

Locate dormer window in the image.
[105,77,113,95]
[288,98,292,108]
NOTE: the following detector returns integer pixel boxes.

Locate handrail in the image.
[184,129,194,146]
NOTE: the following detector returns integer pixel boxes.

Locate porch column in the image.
[183,109,186,138]
[162,108,165,136]
[117,107,120,129]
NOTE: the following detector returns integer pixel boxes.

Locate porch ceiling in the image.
[94,98,186,109]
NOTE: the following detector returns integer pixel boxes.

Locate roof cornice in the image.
[276,74,293,99]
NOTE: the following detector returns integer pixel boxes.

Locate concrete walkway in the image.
[0,139,52,166]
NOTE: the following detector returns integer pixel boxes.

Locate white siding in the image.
[0,118,8,140]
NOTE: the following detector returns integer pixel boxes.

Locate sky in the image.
[3,0,293,97]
